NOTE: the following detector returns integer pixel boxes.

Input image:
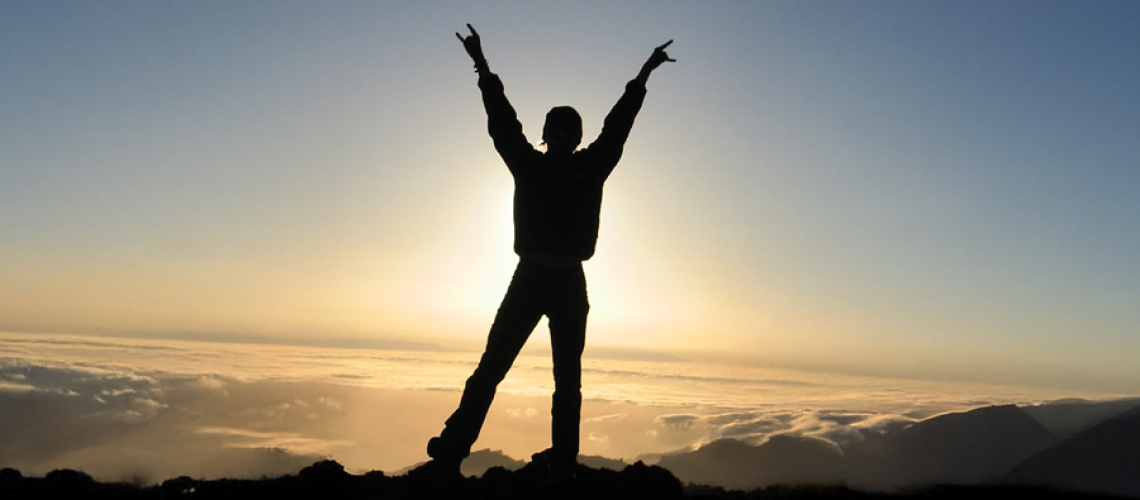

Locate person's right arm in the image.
[457,24,534,171]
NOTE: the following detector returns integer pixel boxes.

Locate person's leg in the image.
[431,261,543,462]
[546,264,589,467]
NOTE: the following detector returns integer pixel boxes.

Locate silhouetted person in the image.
[418,24,674,479]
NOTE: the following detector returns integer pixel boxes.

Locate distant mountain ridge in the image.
[654,399,1140,494]
[1011,405,1140,497]
[1022,397,1140,438]
[863,404,1055,489]
[658,435,844,490]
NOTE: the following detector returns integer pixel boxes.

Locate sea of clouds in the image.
[0,331,1119,484]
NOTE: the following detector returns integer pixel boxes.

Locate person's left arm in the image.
[587,40,675,176]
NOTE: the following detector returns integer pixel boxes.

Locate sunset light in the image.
[2,1,1138,495]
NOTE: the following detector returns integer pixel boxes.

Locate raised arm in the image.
[588,40,676,175]
[456,24,534,170]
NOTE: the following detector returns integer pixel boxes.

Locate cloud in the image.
[0,343,498,479]
[588,432,610,444]
[817,412,868,425]
[720,416,793,441]
[655,414,700,429]
[196,375,227,390]
[649,411,802,447]
[195,426,354,457]
[584,413,627,423]
[317,396,343,411]
[505,407,539,419]
[3,331,1128,487]
[0,380,36,393]
[644,408,924,454]
[0,359,376,482]
[5,351,949,487]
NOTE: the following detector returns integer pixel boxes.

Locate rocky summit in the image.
[0,459,685,500]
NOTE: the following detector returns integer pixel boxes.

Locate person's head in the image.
[542,106,582,155]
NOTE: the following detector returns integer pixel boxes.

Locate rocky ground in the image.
[0,459,1131,500]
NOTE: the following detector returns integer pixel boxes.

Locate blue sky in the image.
[2,1,1138,393]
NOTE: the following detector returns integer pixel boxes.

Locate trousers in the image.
[437,258,589,466]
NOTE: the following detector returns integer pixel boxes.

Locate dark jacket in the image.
[478,71,647,261]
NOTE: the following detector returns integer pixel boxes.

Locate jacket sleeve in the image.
[584,79,647,178]
[478,71,535,173]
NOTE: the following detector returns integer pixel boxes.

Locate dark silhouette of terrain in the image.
[1011,405,1140,497]
[1021,398,1140,438]
[655,402,1140,495]
[658,435,844,490]
[1,459,683,500]
[2,460,1132,500]
[656,405,1054,491]
[395,448,631,478]
[865,404,1055,489]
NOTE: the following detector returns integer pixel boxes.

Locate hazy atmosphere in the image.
[2,0,1139,491]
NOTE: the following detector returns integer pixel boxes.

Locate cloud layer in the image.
[2,331,1131,485]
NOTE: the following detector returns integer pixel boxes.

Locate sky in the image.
[3,0,1140,397]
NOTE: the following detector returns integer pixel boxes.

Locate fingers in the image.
[457,24,480,43]
[653,39,676,63]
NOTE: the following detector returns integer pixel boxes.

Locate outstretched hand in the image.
[455,23,486,67]
[644,40,677,72]
[636,39,675,85]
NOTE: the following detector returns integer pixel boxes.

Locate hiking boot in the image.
[405,458,463,483]
[406,436,466,483]
[427,436,467,462]
[529,448,578,487]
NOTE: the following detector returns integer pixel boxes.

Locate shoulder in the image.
[507,148,546,175]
